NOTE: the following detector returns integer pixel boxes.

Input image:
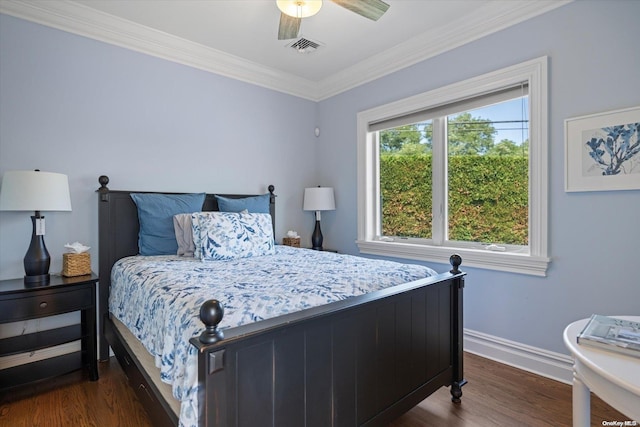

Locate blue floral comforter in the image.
[109,246,436,427]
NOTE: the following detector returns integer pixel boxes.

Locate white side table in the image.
[563,316,640,426]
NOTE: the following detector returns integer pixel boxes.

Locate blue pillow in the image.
[215,194,270,214]
[130,192,206,255]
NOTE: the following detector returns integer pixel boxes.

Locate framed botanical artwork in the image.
[565,106,640,192]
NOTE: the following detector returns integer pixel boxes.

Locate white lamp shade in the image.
[277,0,322,18]
[0,170,72,212]
[303,187,335,211]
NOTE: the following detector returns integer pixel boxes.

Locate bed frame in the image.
[97,175,466,427]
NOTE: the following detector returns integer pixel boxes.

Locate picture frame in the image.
[565,106,640,192]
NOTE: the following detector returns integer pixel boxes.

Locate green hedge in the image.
[380,154,528,245]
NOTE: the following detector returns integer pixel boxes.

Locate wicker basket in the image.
[62,252,91,277]
[282,237,301,248]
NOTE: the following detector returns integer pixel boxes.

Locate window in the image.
[356,57,549,276]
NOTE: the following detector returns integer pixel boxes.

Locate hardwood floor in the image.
[390,353,629,427]
[0,359,149,427]
[0,352,629,427]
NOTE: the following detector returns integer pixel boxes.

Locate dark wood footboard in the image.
[191,256,465,427]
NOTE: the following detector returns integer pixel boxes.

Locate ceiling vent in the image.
[286,37,323,54]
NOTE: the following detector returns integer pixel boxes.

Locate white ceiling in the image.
[73,0,492,81]
[0,0,570,100]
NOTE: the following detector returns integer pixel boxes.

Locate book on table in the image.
[577,314,640,358]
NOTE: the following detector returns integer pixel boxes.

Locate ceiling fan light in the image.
[277,0,322,18]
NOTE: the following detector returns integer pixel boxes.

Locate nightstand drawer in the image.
[0,287,93,322]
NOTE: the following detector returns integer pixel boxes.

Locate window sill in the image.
[356,240,550,276]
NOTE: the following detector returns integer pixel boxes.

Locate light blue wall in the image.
[317,0,640,354]
[0,14,319,280]
[1,0,639,357]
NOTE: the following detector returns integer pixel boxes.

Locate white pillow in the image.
[191,211,274,260]
[174,209,250,257]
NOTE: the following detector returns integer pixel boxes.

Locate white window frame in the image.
[356,57,550,276]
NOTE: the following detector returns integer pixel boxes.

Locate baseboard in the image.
[464,328,573,385]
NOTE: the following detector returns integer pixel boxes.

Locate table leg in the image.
[573,369,590,427]
[81,306,99,381]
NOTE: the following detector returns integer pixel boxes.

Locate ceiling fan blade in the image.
[278,13,301,40]
[331,0,390,21]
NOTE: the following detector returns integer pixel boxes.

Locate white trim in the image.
[356,57,550,276]
[0,0,571,101]
[528,57,549,257]
[464,328,574,385]
[357,240,550,277]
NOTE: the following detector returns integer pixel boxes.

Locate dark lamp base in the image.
[311,219,323,251]
[24,273,50,284]
[23,215,51,285]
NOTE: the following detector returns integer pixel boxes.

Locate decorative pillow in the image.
[130,192,205,256]
[191,211,275,261]
[173,213,196,257]
[215,194,270,214]
[174,209,248,257]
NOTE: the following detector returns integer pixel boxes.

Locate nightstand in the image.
[0,273,99,390]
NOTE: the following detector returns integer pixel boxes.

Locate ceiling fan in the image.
[276,0,390,40]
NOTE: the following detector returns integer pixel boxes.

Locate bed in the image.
[96,175,466,427]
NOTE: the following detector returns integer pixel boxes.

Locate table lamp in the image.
[303,186,335,250]
[0,170,72,284]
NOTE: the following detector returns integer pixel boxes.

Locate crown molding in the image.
[1,0,570,102]
[315,0,571,100]
[0,0,320,100]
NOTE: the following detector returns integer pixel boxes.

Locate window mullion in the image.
[431,117,447,245]
[373,132,382,238]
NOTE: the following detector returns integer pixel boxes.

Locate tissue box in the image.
[282,237,300,247]
[62,253,91,277]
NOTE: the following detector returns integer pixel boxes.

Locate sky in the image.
[470,96,529,145]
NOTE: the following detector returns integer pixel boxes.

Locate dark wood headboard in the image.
[96,175,276,360]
